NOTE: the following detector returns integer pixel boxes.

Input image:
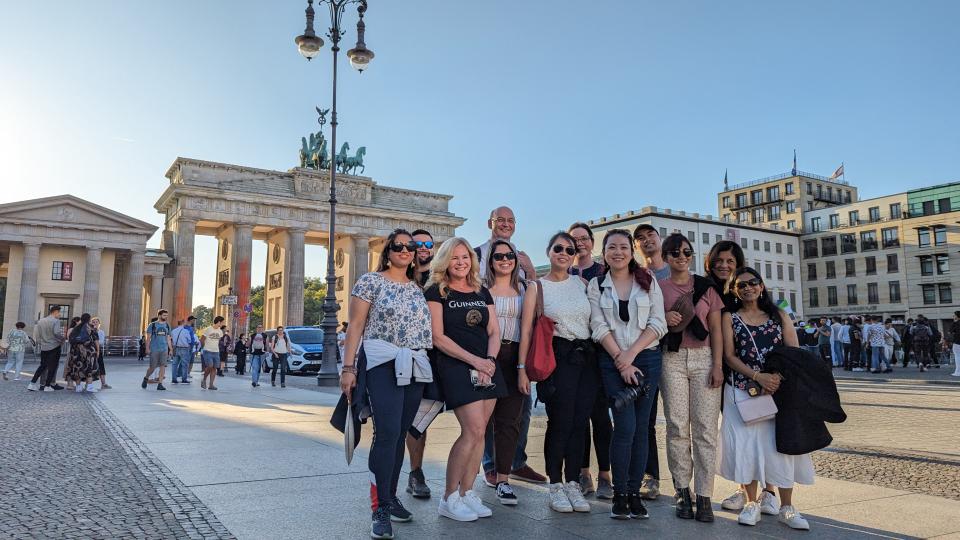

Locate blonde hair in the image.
[428,237,482,296]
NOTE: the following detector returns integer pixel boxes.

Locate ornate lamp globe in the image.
[296,33,323,60]
[346,45,374,72]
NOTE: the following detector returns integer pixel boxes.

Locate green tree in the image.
[249,285,264,329]
[192,305,213,329]
[303,277,328,325]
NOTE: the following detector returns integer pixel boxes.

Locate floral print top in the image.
[730,314,783,390]
[351,272,432,350]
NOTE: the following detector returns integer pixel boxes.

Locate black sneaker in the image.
[611,493,631,520]
[51,384,64,390]
[157,383,166,391]
[371,506,393,539]
[171,379,179,384]
[496,482,518,506]
[406,468,431,499]
[388,498,412,523]
[141,377,148,389]
[628,493,648,519]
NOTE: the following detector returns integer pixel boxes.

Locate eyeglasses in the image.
[572,235,591,244]
[492,252,517,261]
[552,245,576,256]
[414,240,434,249]
[492,217,516,225]
[389,242,418,253]
[735,278,763,290]
[668,248,694,259]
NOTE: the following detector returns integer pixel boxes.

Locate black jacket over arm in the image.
[763,345,847,455]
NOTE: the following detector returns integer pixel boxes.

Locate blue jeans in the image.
[250,353,264,385]
[598,348,662,494]
[483,393,531,472]
[832,341,844,367]
[172,347,192,381]
[871,346,886,371]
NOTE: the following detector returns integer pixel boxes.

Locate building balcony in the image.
[734,195,783,210]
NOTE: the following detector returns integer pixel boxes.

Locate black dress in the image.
[424,284,507,410]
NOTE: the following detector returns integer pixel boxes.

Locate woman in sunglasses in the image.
[425,237,505,522]
[519,232,595,514]
[703,240,746,312]
[585,229,666,519]
[657,234,723,522]
[340,229,433,539]
[717,268,813,531]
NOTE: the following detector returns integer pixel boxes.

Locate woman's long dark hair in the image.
[601,229,651,292]
[704,240,745,293]
[376,228,416,280]
[733,267,781,323]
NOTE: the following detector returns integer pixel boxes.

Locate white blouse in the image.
[540,277,591,341]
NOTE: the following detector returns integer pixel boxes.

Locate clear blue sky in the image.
[2,1,958,306]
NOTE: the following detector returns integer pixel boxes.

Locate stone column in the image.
[82,246,103,316]
[149,276,163,320]
[353,235,370,284]
[17,242,41,330]
[121,251,146,336]
[285,229,306,326]
[232,224,253,334]
[173,218,196,324]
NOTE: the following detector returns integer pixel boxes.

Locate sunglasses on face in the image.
[552,245,576,256]
[492,251,517,262]
[389,241,418,253]
[414,240,434,249]
[735,278,763,290]
[668,248,695,259]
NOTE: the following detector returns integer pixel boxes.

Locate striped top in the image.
[493,293,523,342]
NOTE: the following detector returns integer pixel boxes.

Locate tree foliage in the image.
[191,305,213,329]
[237,279,327,328]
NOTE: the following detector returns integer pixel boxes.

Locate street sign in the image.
[243,303,253,313]
[233,311,240,318]
[220,295,238,305]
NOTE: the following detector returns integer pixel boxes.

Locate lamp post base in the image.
[316,371,339,387]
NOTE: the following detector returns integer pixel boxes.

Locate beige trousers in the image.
[660,346,722,497]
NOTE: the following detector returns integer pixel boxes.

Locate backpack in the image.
[913,324,931,340]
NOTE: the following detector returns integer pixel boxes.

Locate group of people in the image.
[16,306,111,392]
[337,206,824,540]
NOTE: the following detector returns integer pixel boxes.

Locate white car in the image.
[262,326,324,374]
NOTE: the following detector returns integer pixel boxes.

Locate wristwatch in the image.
[486,355,496,362]
[516,364,526,369]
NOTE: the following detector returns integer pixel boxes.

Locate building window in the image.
[803,239,818,258]
[826,186,833,201]
[939,197,952,213]
[807,263,817,280]
[702,232,710,245]
[847,284,858,305]
[845,259,856,277]
[841,233,857,253]
[934,225,947,245]
[826,261,836,279]
[768,205,781,221]
[806,182,813,195]
[735,193,747,208]
[922,200,935,215]
[786,200,796,213]
[786,182,794,195]
[787,219,796,230]
[767,186,780,201]
[918,228,930,247]
[722,196,730,208]
[659,227,668,238]
[51,261,74,281]
[809,288,819,307]
[922,284,936,305]
[764,241,771,252]
[829,214,839,228]
[808,201,814,211]
[844,190,852,203]
[754,239,760,251]
[788,264,795,281]
[848,210,859,225]
[777,290,785,303]
[740,236,748,249]
[860,230,878,251]
[827,286,838,306]
[776,264,783,280]
[715,234,722,244]
[751,190,763,205]
[868,283,879,304]
[816,184,823,198]
[869,206,880,222]
[920,256,934,276]
[765,262,772,279]
[882,227,899,248]
[811,217,821,232]
[687,231,695,244]
[890,203,901,219]
[822,236,837,256]
[940,284,953,304]
[752,208,764,223]
[738,211,749,223]
[889,281,901,303]
[775,242,782,254]
[887,253,899,273]
[865,256,877,275]
[790,292,797,311]
[936,254,950,274]
[787,244,793,255]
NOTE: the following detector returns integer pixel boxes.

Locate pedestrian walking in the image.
[200,316,225,390]
[883,319,900,374]
[520,232,596,515]
[830,317,844,368]
[248,324,267,387]
[848,318,864,372]
[912,317,932,372]
[218,327,232,376]
[816,318,832,365]
[868,316,889,373]
[92,317,111,390]
[270,327,290,388]
[717,267,813,531]
[657,233,723,523]
[585,229,666,520]
[339,228,432,539]
[28,306,66,392]
[142,310,172,391]
[950,312,960,377]
[63,316,81,389]
[3,322,30,381]
[170,318,197,384]
[67,313,100,393]
[427,237,505,523]
[234,334,247,375]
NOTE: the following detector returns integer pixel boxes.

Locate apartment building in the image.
[587,206,804,317]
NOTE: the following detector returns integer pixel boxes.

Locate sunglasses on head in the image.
[389,241,418,253]
[492,251,517,262]
[552,245,576,256]
[668,248,694,259]
[414,240,434,249]
[735,278,763,290]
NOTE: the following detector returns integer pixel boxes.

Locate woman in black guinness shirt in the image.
[425,237,506,523]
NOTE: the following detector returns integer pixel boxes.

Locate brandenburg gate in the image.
[155,157,465,329]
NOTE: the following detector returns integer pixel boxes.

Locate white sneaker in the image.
[438,492,478,522]
[778,505,810,530]
[563,481,591,512]
[42,386,55,392]
[75,384,84,393]
[27,382,37,391]
[462,490,492,518]
[738,501,761,526]
[721,489,746,511]
[548,483,573,513]
[759,490,781,515]
[86,383,98,393]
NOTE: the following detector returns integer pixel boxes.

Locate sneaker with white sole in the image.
[75,384,84,393]
[42,386,55,392]
[721,489,746,511]
[738,501,761,526]
[639,475,660,500]
[759,490,781,515]
[86,383,98,393]
[778,505,810,530]
[548,483,573,513]
[438,492,478,522]
[496,482,518,506]
[463,490,492,517]
[563,481,591,512]
[27,383,37,391]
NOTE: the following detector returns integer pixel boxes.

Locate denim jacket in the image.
[587,273,667,352]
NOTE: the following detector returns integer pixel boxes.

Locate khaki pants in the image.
[660,346,722,497]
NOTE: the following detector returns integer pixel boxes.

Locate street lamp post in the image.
[295,0,373,386]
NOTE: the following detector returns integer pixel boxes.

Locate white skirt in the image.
[717,385,815,488]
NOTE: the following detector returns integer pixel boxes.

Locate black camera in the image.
[612,377,651,411]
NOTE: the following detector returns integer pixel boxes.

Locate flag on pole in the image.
[791,149,797,176]
[777,298,797,321]
[830,163,844,180]
[723,168,728,190]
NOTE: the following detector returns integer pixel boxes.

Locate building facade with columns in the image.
[0,195,170,339]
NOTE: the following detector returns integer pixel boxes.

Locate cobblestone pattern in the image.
[0,381,234,539]
[813,445,960,501]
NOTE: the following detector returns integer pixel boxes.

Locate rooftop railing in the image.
[724,170,850,192]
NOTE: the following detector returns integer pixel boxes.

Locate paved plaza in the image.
[2,357,959,539]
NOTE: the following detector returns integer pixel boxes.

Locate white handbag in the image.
[732,314,778,425]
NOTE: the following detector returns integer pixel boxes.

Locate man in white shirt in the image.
[839,319,851,370]
[830,317,843,368]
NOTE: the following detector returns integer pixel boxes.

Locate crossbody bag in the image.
[731,313,778,425]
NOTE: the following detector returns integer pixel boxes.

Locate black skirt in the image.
[437,352,507,410]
